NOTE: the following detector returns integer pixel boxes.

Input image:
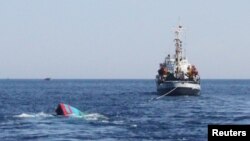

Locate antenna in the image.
[178,16,181,26]
[174,24,184,71]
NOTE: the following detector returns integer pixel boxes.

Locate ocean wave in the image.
[13,112,53,118]
[83,113,109,121]
[13,112,108,121]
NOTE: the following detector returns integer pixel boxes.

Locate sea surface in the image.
[0,79,250,141]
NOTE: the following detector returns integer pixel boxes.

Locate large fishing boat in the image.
[155,25,201,96]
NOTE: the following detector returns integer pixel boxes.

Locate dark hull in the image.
[156,81,201,96]
[157,87,200,96]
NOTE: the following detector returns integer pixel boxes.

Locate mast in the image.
[174,25,183,72]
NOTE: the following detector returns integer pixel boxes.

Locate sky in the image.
[0,0,250,79]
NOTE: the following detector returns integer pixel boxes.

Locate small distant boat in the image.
[55,103,85,117]
[155,25,201,96]
[44,78,51,81]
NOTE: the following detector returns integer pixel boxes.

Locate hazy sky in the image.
[0,0,250,79]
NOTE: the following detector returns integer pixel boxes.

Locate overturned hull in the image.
[156,81,201,96]
[55,103,84,117]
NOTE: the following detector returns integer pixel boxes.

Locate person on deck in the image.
[158,63,167,81]
[186,65,193,80]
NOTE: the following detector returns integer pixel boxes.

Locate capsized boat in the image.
[55,103,84,117]
[44,78,51,81]
[155,25,201,96]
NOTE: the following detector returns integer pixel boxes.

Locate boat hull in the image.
[156,81,201,96]
[55,103,84,117]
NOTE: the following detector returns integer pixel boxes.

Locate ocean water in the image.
[0,79,250,141]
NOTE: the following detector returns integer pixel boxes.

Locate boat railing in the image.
[156,76,200,84]
[162,80,200,84]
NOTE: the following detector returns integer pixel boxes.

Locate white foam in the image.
[14,112,53,118]
[112,120,125,125]
[131,124,137,127]
[83,113,108,121]
[14,112,108,121]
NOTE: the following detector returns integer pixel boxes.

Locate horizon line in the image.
[0,78,250,80]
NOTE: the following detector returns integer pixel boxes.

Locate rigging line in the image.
[149,87,178,102]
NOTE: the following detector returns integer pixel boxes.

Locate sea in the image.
[0,79,250,141]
